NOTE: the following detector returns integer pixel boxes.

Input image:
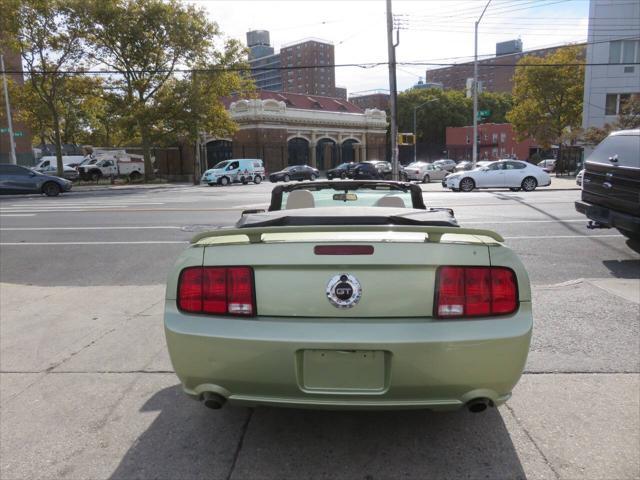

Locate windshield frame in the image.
[268,180,427,211]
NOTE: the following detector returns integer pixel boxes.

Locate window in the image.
[587,132,639,168]
[465,135,470,144]
[500,133,507,143]
[0,164,30,175]
[609,40,640,64]
[492,133,498,143]
[609,41,622,63]
[605,93,640,115]
[506,161,526,170]
[605,94,618,115]
[622,40,637,64]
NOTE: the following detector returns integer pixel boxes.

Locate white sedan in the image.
[444,160,551,192]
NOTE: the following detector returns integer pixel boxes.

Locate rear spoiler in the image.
[191,225,504,245]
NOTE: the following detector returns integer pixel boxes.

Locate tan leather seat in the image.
[285,190,315,209]
[374,195,405,208]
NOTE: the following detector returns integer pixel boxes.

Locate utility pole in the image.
[472,0,491,168]
[1,54,18,165]
[386,0,399,181]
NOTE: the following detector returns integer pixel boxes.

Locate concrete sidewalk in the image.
[1,282,638,480]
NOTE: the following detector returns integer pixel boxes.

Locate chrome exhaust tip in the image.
[202,392,227,410]
[467,398,492,413]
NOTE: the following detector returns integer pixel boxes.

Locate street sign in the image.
[479,109,491,118]
[0,128,23,136]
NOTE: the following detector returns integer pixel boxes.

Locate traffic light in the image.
[397,133,415,145]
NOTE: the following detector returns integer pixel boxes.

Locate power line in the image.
[3,60,637,76]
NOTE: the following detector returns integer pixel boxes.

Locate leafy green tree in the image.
[507,46,584,149]
[76,0,241,181]
[397,88,512,155]
[580,97,640,146]
[2,0,86,175]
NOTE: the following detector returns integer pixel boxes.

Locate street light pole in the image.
[1,54,18,165]
[472,0,491,168]
[413,98,437,163]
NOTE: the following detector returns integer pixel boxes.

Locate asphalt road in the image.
[1,182,639,479]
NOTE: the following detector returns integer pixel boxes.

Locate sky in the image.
[188,0,590,95]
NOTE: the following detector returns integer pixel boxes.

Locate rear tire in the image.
[340,172,346,179]
[521,176,538,191]
[254,175,262,184]
[90,171,101,182]
[129,171,142,182]
[310,174,318,181]
[422,174,430,183]
[42,182,61,197]
[459,177,475,192]
[283,174,290,182]
[219,176,230,186]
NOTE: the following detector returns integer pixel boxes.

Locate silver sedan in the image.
[403,162,449,183]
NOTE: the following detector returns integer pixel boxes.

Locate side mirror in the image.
[29,171,36,176]
[608,155,618,163]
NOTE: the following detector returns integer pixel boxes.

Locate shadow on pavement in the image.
[602,258,640,279]
[110,385,526,480]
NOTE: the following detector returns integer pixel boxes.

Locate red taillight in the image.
[177,267,203,313]
[177,266,255,316]
[227,267,254,315]
[314,245,374,255]
[435,266,517,318]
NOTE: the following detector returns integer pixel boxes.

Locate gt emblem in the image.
[326,274,362,309]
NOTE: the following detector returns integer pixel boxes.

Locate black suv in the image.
[575,130,640,240]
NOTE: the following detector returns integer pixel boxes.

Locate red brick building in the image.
[427,43,585,94]
[280,39,335,97]
[446,123,537,161]
[349,91,390,111]
[212,90,388,173]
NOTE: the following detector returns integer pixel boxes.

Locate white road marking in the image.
[504,234,623,240]
[462,219,586,224]
[0,214,37,217]
[8,202,164,206]
[0,241,189,245]
[1,226,183,231]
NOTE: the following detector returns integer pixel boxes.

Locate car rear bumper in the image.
[575,200,640,233]
[164,302,532,410]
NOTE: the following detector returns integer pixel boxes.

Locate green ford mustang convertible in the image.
[164,181,532,412]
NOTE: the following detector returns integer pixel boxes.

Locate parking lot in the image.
[1,181,639,479]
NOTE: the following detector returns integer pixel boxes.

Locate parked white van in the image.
[201,159,265,186]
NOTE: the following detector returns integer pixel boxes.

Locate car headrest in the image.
[374,195,406,208]
[285,190,315,209]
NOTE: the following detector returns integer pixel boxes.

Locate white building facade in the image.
[582,0,640,131]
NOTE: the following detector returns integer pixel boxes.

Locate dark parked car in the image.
[326,162,357,179]
[364,160,392,178]
[269,165,319,182]
[351,162,381,180]
[0,163,72,196]
[575,129,640,241]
